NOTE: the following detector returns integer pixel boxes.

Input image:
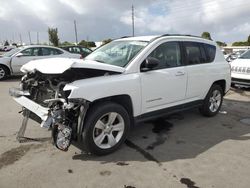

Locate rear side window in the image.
[183,42,216,65]
[203,44,216,62]
[184,42,205,65]
[68,47,81,54]
[42,48,63,56]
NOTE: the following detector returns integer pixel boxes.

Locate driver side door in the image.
[11,47,41,73]
[140,41,187,114]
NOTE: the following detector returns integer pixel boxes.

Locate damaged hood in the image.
[20,58,125,74]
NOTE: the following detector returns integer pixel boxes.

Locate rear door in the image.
[183,42,216,100]
[41,47,64,58]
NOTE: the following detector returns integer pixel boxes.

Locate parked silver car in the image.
[0,45,81,80]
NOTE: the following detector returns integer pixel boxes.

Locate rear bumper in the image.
[231,77,250,86]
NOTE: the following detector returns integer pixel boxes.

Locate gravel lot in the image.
[0,77,250,188]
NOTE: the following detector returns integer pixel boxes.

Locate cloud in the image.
[120,0,250,43]
[0,0,249,44]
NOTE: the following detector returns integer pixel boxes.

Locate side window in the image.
[42,48,63,56]
[203,44,216,63]
[70,47,81,54]
[21,48,41,56]
[184,42,204,65]
[53,49,63,55]
[41,48,51,56]
[147,41,182,70]
[81,47,92,53]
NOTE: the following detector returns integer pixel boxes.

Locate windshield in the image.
[85,40,148,67]
[2,48,22,57]
[239,50,250,59]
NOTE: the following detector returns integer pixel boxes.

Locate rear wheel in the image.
[0,65,8,80]
[82,102,130,155]
[200,84,223,117]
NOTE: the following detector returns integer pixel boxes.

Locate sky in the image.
[0,0,250,45]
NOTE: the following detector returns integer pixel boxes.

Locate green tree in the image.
[87,41,96,48]
[61,41,73,46]
[78,40,88,47]
[232,41,248,46]
[216,41,227,47]
[201,32,212,40]
[102,39,112,45]
[247,35,250,45]
[78,40,96,48]
[48,27,59,46]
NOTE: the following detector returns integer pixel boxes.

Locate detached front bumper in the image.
[9,88,49,121]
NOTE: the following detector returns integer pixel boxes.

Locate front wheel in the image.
[82,102,130,155]
[200,84,223,117]
[0,65,8,80]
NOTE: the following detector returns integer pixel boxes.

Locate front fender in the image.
[0,58,12,73]
[63,74,141,116]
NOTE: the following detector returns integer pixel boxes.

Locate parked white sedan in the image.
[0,45,81,80]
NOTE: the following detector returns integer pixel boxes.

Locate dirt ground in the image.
[0,77,250,188]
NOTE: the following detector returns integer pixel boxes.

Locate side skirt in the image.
[135,100,203,123]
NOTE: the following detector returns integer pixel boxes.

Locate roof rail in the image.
[120,36,132,38]
[160,34,204,39]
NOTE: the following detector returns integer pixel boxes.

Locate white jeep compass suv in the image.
[10,35,231,155]
[230,49,250,87]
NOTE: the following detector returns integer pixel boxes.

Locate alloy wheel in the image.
[93,112,125,149]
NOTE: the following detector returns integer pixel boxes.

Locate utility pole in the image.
[19,34,23,46]
[12,33,15,44]
[74,20,78,45]
[132,5,135,37]
[28,31,32,44]
[37,32,39,44]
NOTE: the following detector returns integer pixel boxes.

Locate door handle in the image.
[175,71,185,76]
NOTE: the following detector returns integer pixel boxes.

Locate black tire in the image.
[199,84,223,117]
[0,65,8,80]
[82,102,130,155]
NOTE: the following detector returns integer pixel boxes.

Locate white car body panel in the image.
[140,66,187,113]
[231,59,250,80]
[14,96,49,121]
[12,55,41,73]
[64,73,141,116]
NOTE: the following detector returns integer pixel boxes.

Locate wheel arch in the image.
[88,94,135,125]
[0,64,11,76]
[212,79,226,95]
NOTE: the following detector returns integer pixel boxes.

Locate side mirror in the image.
[141,57,159,72]
[16,53,23,57]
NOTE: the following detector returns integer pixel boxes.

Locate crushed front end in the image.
[10,70,89,151]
